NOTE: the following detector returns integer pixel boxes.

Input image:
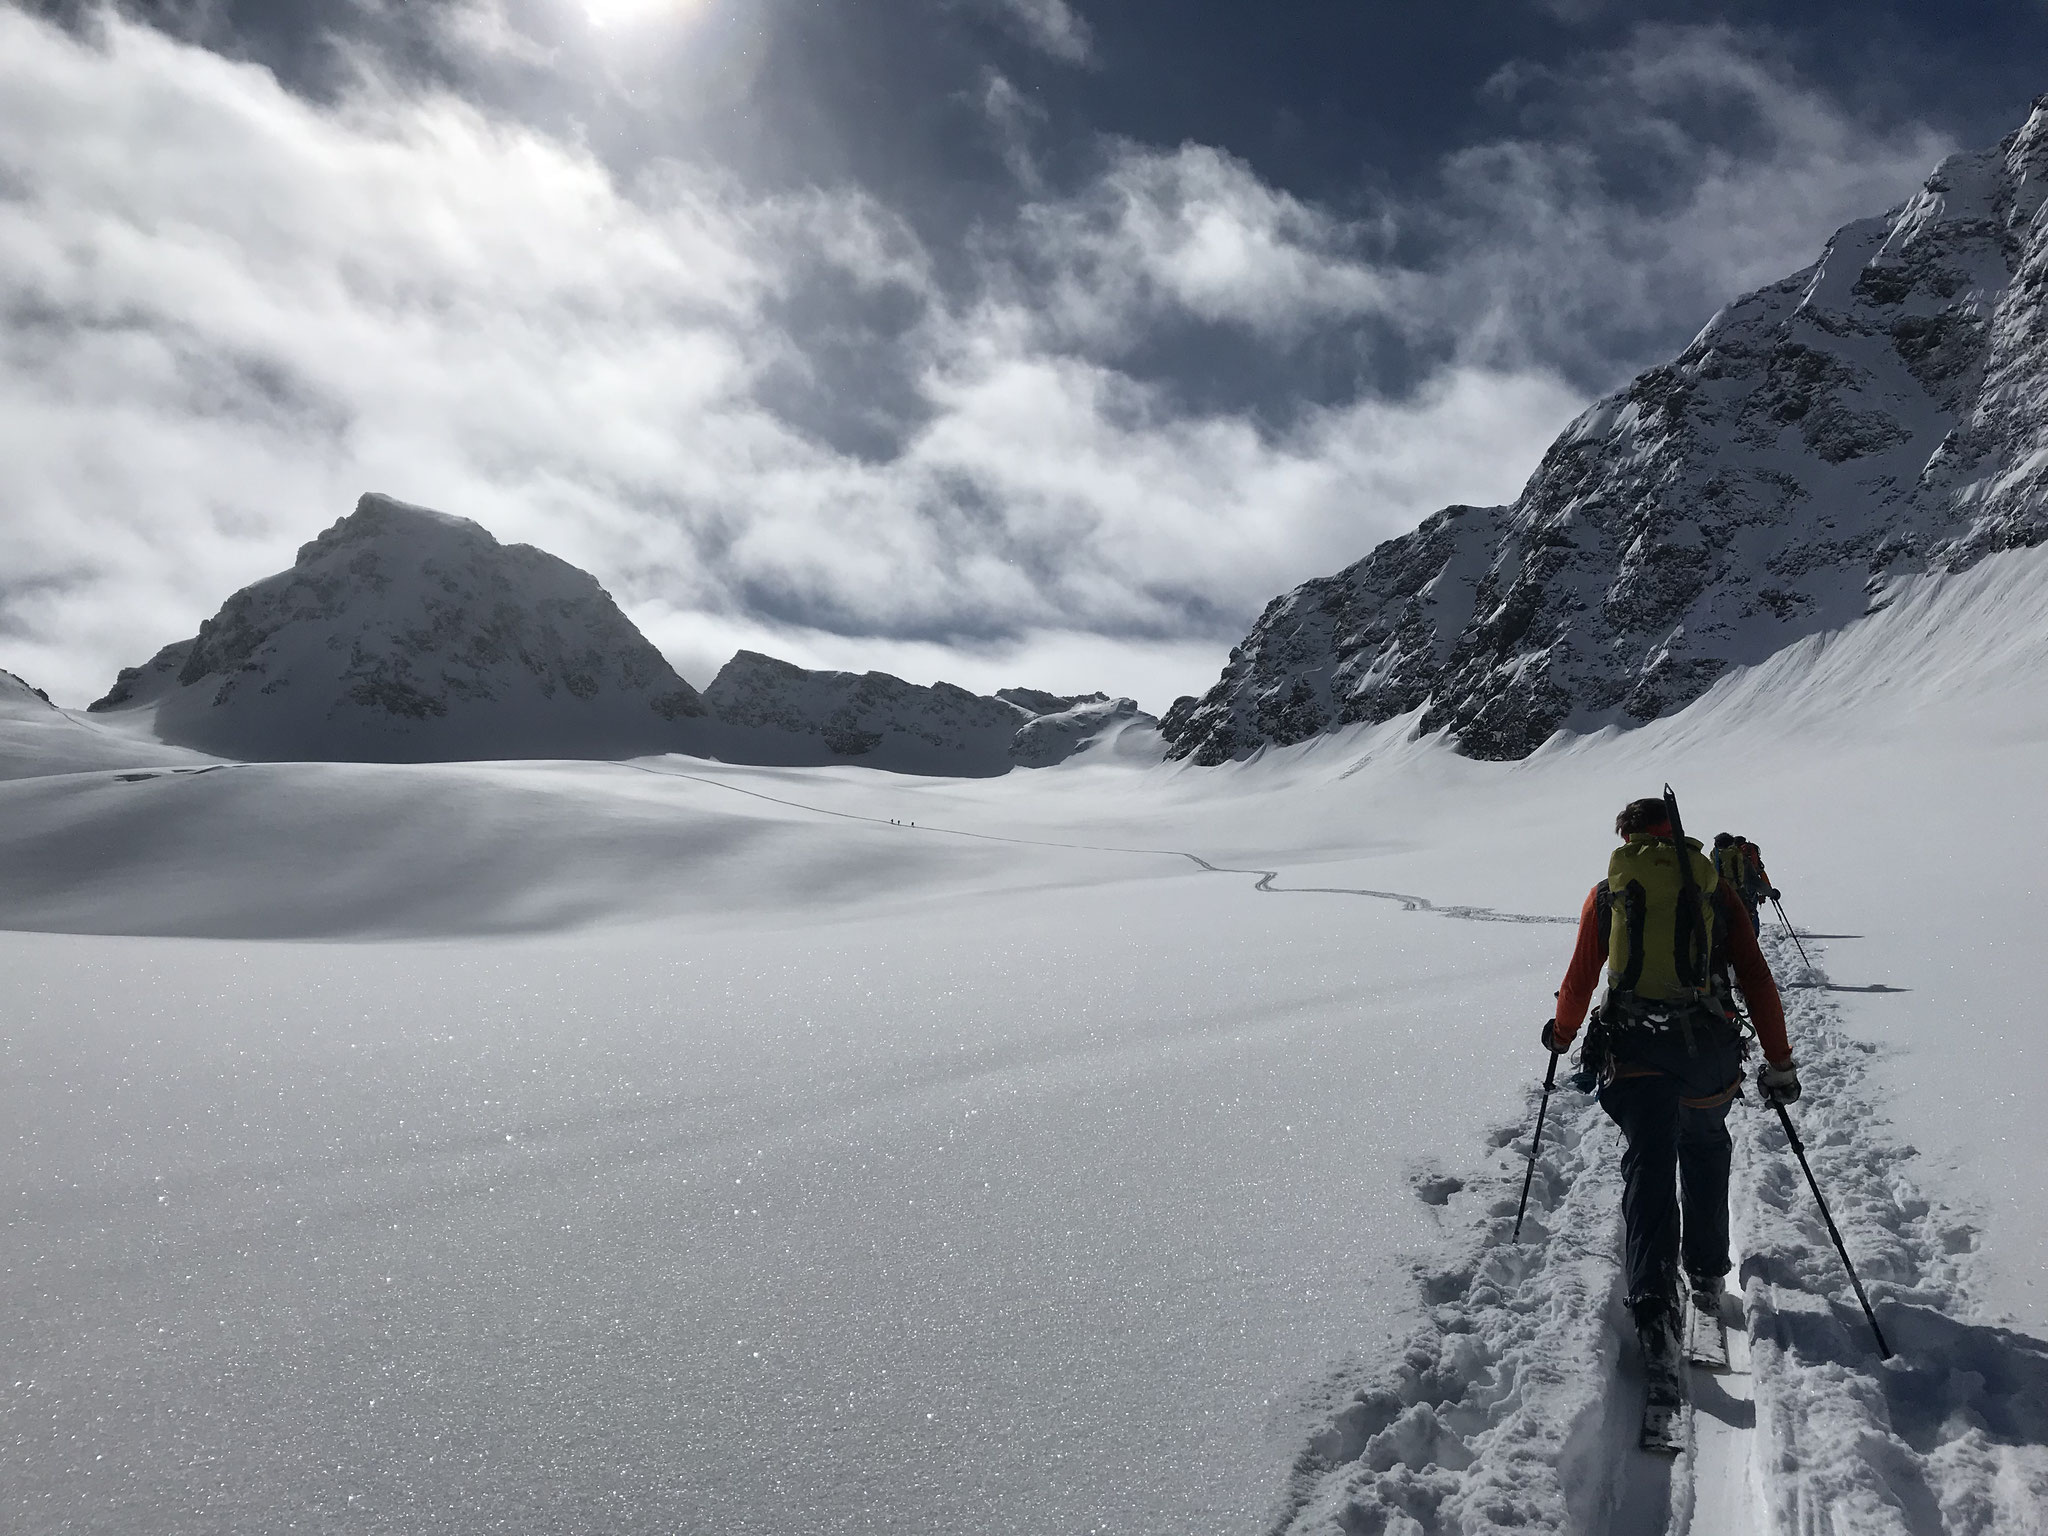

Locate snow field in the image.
[2,877,1564,1536]
[6,547,2048,1533]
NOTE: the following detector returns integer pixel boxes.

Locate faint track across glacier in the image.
[611,760,1575,925]
[609,760,2048,1528]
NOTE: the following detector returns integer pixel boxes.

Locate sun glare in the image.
[580,0,707,29]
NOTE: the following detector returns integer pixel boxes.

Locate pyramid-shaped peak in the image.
[294,492,498,567]
[89,492,708,761]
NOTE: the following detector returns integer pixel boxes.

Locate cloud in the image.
[972,26,1951,401]
[1436,25,1955,381]
[0,12,1953,713]
[978,69,1047,191]
[1006,143,1400,350]
[974,0,1095,67]
[0,7,1575,708]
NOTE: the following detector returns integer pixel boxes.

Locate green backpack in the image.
[1714,841,1754,894]
[1598,833,1719,1003]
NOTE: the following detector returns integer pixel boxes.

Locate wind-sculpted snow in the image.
[1,667,51,708]
[613,764,1575,926]
[1167,98,2048,762]
[0,666,217,779]
[1009,695,1164,768]
[1272,928,2048,1534]
[88,493,711,762]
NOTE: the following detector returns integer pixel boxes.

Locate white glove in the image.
[1757,1060,1802,1106]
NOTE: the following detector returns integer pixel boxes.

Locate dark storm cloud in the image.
[1,1,2038,707]
[51,2,2040,398]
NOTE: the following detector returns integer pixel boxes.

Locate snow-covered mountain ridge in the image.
[699,651,1157,775]
[1163,96,2048,763]
[80,494,1151,773]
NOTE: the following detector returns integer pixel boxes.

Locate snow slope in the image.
[0,666,217,780]
[6,548,2048,1534]
[1165,97,2048,763]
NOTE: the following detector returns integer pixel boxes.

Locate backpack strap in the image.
[1673,884,1705,988]
[1617,879,1647,993]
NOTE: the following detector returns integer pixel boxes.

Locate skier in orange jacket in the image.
[1540,797,1800,1404]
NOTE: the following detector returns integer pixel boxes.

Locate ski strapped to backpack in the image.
[1661,784,1711,988]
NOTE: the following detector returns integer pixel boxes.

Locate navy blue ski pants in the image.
[1599,1070,1735,1314]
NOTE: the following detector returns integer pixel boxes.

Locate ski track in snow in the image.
[1260,929,2048,1536]
[613,761,1577,926]
[1688,1282,1759,1536]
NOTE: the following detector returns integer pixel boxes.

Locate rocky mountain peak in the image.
[90,492,708,762]
[84,495,1153,773]
[1163,99,2048,764]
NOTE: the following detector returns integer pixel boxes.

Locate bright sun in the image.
[579,0,706,29]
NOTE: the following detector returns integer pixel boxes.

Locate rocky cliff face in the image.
[91,494,710,762]
[1164,98,2048,763]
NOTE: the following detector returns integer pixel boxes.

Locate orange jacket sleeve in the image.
[1718,887,1792,1065]
[1550,885,1606,1049]
[1551,883,1793,1065]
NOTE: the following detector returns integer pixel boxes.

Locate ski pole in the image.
[1512,1047,1561,1243]
[1772,896,1816,971]
[1772,1100,1892,1358]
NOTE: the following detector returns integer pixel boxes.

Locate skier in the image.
[1711,832,1780,939]
[1543,797,1801,1443]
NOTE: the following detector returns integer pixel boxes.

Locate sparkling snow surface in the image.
[7,550,2048,1533]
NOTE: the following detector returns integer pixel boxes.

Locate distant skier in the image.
[1711,832,1781,937]
[1543,797,1801,1441]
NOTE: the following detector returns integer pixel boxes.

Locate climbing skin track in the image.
[1262,928,2048,1535]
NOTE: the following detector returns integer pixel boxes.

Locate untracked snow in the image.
[6,547,2048,1534]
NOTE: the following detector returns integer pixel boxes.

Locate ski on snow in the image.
[1638,1318,1689,1454]
[1684,1291,1729,1370]
[1639,1292,1734,1454]
[1639,1397,1688,1455]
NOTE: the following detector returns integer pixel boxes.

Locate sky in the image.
[1,1,2042,710]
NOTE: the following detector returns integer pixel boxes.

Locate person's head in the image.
[1713,832,1734,848]
[1615,797,1671,838]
